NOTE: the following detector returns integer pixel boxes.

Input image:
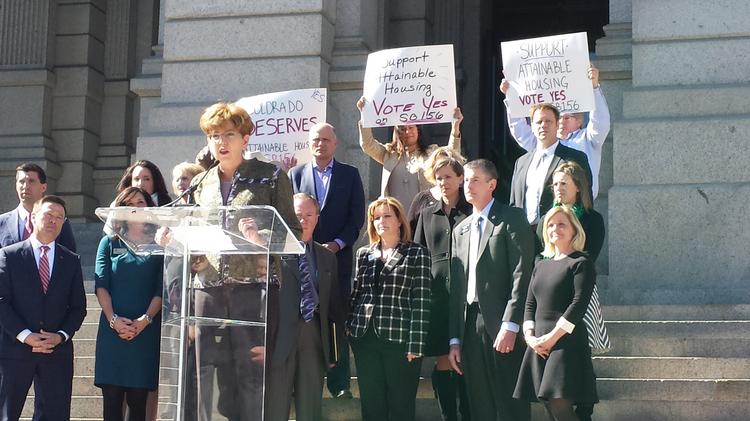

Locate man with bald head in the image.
[288,122,365,398]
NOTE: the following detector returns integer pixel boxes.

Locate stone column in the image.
[50,0,107,219]
[0,0,56,204]
[608,0,750,304]
[133,0,337,179]
[327,0,382,199]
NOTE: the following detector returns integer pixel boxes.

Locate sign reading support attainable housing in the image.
[501,32,594,118]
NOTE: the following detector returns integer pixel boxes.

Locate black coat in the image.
[413,197,472,355]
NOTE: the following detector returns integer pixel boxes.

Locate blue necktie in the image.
[299,251,317,322]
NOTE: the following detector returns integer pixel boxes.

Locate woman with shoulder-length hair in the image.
[412,150,471,421]
[538,161,605,263]
[514,205,598,421]
[347,197,431,421]
[94,187,163,421]
[115,160,172,206]
[356,97,463,210]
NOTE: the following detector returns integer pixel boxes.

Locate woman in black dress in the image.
[514,205,598,421]
[413,152,471,421]
[537,161,604,263]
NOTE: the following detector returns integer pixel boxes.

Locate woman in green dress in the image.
[95,187,163,421]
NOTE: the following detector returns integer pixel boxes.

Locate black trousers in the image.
[0,354,73,421]
[461,304,529,421]
[194,284,265,421]
[101,385,149,421]
[350,326,422,421]
[265,316,326,421]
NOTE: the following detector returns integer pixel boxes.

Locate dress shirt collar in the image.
[17,204,30,223]
[535,140,559,159]
[472,198,495,222]
[314,158,334,172]
[29,234,55,253]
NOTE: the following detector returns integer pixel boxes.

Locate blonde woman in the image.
[347,197,431,421]
[356,97,463,209]
[514,205,598,421]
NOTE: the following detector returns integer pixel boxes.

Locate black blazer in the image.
[289,160,366,282]
[271,242,346,368]
[509,143,592,220]
[0,209,77,252]
[0,241,86,359]
[449,201,534,342]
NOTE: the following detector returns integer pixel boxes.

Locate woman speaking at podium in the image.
[187,101,302,421]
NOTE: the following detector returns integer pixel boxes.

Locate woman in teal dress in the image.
[95,187,163,421]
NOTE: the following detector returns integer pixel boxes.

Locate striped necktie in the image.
[298,249,318,322]
[22,216,32,240]
[39,245,50,293]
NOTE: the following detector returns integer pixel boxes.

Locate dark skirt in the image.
[513,316,598,403]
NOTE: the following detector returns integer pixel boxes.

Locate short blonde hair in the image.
[172,162,205,180]
[199,102,254,136]
[423,146,466,184]
[366,197,411,244]
[541,205,586,258]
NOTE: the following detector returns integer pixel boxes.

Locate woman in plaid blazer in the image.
[347,197,431,421]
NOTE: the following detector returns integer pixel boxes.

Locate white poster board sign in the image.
[236,88,327,164]
[501,32,594,118]
[361,44,456,128]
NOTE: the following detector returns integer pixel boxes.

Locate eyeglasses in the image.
[207,131,240,142]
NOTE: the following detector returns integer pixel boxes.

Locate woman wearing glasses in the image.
[356,97,463,209]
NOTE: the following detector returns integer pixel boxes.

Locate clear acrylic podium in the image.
[95,205,303,421]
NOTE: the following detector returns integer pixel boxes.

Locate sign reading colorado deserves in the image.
[362,45,456,128]
[501,32,594,118]
[236,88,326,164]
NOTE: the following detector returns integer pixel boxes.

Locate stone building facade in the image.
[1,1,749,418]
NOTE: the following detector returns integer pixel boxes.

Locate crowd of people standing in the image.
[0,61,610,421]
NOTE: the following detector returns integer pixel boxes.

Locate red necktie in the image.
[22,216,32,240]
[39,245,50,293]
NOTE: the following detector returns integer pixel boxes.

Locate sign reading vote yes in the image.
[362,45,457,128]
[236,88,326,164]
[501,32,594,118]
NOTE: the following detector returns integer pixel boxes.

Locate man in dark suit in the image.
[288,122,365,398]
[449,159,535,421]
[0,195,87,421]
[509,104,592,230]
[0,163,76,252]
[265,193,346,421]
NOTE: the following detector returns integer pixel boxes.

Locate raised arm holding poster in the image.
[235,88,327,164]
[361,44,457,128]
[501,32,594,118]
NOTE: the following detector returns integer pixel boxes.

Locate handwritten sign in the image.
[501,32,594,118]
[361,45,456,128]
[236,88,327,164]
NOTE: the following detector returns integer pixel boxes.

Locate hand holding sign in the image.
[361,45,457,128]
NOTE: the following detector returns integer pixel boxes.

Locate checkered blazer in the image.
[347,241,431,356]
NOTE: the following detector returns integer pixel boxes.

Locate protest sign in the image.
[236,88,327,164]
[501,32,594,118]
[361,44,456,128]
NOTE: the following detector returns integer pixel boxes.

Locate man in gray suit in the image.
[264,193,346,421]
[448,159,535,421]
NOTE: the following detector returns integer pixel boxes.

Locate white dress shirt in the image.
[16,205,30,240]
[524,141,559,224]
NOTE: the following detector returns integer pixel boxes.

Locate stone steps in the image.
[603,304,750,321]
[594,356,750,379]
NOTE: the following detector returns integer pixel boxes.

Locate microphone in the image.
[162,160,219,207]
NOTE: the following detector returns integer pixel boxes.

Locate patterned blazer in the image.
[347,241,431,356]
[190,158,302,286]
